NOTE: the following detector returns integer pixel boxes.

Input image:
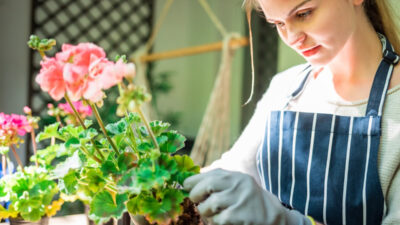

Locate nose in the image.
[286,24,306,47]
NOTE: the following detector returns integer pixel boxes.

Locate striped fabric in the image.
[257,35,399,225]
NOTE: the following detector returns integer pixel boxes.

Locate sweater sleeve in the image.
[382,167,400,224]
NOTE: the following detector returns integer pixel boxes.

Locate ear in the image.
[353,0,364,6]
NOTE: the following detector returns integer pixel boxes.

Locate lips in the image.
[300,45,321,57]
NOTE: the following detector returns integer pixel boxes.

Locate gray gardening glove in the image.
[183,169,313,225]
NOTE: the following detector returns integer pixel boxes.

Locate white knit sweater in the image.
[209,64,400,224]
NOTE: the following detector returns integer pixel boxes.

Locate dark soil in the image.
[170,198,204,225]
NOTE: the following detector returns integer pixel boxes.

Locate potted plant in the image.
[0,109,64,225]
[27,35,203,225]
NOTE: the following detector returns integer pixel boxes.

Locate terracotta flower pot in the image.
[9,217,49,225]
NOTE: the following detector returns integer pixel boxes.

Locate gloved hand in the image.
[183,169,313,225]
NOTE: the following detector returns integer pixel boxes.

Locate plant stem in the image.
[2,155,6,176]
[64,94,86,129]
[10,145,24,173]
[78,180,89,186]
[136,106,159,150]
[105,184,118,192]
[39,50,45,58]
[89,102,120,156]
[64,95,105,161]
[118,84,139,154]
[30,131,39,167]
[80,146,102,164]
[55,115,64,128]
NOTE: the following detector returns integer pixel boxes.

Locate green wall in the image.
[152,0,245,143]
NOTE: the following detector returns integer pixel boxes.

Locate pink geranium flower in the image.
[100,59,136,89]
[58,43,107,102]
[58,101,92,118]
[35,42,136,103]
[83,55,114,102]
[56,43,106,68]
[35,57,66,101]
[0,112,32,146]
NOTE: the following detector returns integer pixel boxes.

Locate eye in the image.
[268,22,285,29]
[296,9,312,20]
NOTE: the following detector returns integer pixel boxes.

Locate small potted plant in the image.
[0,109,64,225]
[27,35,204,225]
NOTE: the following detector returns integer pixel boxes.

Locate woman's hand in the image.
[183,169,314,225]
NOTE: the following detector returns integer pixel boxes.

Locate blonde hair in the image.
[364,0,400,53]
[243,0,400,53]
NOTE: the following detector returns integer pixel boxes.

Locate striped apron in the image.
[257,34,399,225]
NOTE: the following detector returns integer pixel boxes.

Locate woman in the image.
[183,0,400,224]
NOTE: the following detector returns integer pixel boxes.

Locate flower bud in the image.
[23,106,32,115]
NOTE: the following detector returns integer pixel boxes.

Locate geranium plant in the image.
[0,108,64,222]
[26,35,201,225]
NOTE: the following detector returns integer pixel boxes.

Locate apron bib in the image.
[257,34,399,225]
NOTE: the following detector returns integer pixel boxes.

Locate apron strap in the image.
[366,34,399,117]
[283,64,313,109]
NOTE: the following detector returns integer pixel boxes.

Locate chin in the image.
[304,53,333,68]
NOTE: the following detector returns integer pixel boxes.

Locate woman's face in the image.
[257,0,361,66]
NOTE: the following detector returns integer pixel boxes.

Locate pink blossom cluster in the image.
[0,112,32,146]
[58,101,92,118]
[35,43,136,102]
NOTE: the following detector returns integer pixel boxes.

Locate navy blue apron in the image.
[257,34,399,225]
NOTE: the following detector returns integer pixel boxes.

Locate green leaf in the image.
[114,133,128,150]
[81,168,106,193]
[101,158,119,176]
[30,144,62,167]
[156,135,168,146]
[137,141,154,153]
[0,146,9,155]
[159,131,186,153]
[36,122,62,142]
[20,208,43,222]
[134,158,170,190]
[127,189,185,224]
[173,155,200,185]
[116,169,140,194]
[159,154,178,176]
[139,126,149,137]
[117,152,137,173]
[52,151,83,178]
[59,124,85,140]
[78,128,98,145]
[58,170,78,195]
[0,180,8,200]
[149,121,170,136]
[106,119,127,136]
[65,137,80,148]
[89,191,128,224]
[84,119,93,128]
[125,112,141,124]
[30,180,57,206]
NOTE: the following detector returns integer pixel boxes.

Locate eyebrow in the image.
[265,0,312,23]
[287,0,312,17]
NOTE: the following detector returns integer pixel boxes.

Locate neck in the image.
[327,12,382,83]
